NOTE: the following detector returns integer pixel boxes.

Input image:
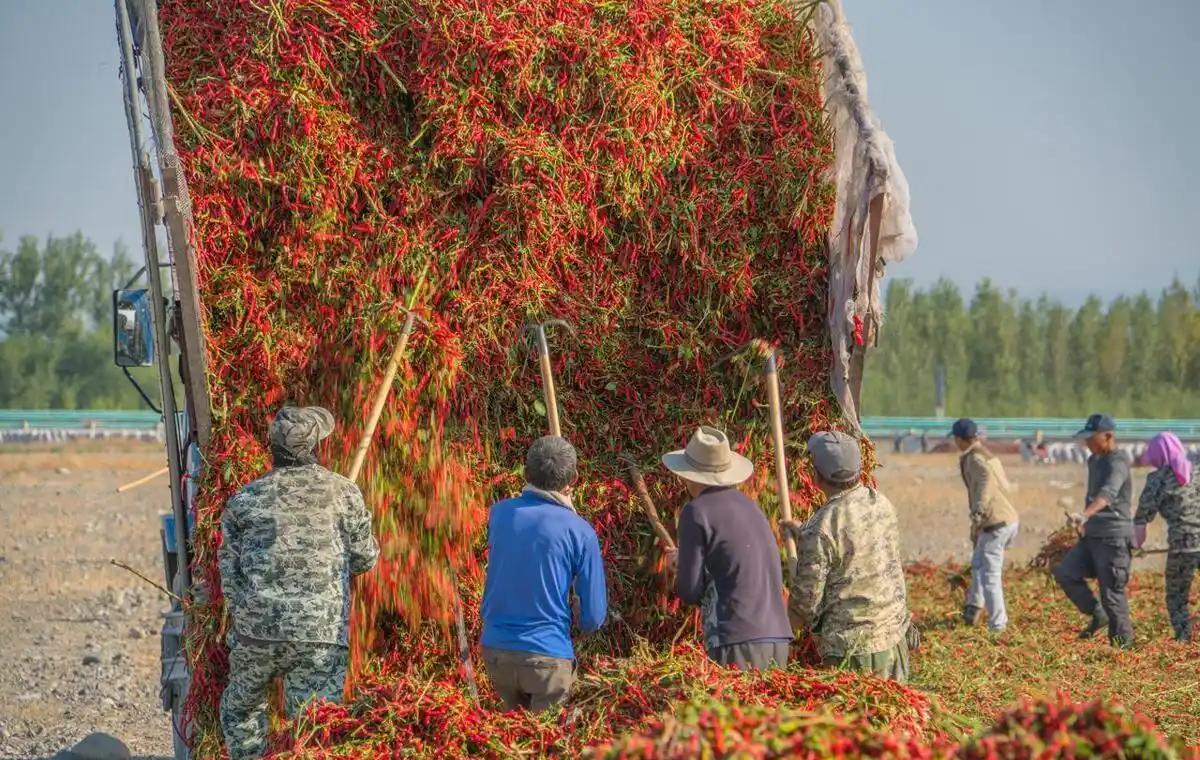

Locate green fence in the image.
[3,410,1198,440]
[861,417,1200,440]
[0,410,162,430]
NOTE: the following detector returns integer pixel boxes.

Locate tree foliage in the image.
[0,231,160,409]
[862,277,1200,418]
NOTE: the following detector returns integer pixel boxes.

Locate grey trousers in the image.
[707,640,790,671]
[1053,536,1135,644]
[966,523,1019,631]
[482,647,575,712]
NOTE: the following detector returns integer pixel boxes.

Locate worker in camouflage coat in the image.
[219,406,379,760]
[1134,432,1200,641]
[784,431,913,682]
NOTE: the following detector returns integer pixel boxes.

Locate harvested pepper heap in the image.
[164,0,855,752]
[156,0,1092,756]
[159,2,1197,755]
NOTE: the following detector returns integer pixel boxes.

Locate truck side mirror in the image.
[113,288,156,367]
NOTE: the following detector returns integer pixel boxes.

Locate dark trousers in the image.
[708,640,790,671]
[1165,552,1200,640]
[1053,536,1134,644]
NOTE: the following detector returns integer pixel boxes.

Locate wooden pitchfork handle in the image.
[453,586,480,704]
[525,320,574,438]
[347,280,427,483]
[622,455,676,551]
[534,325,562,437]
[764,350,798,581]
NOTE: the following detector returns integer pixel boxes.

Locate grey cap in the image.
[269,405,334,457]
[807,431,861,484]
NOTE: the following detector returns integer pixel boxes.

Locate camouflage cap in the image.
[269,406,335,458]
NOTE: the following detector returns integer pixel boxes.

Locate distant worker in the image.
[784,431,913,682]
[219,406,379,760]
[661,426,792,670]
[480,436,608,712]
[1134,432,1200,641]
[951,418,1020,632]
[1052,414,1135,647]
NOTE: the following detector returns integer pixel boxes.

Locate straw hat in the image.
[661,426,754,487]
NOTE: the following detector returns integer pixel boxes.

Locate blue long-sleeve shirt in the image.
[480,491,608,659]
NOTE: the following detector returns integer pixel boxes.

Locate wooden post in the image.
[535,325,562,437]
[764,350,798,580]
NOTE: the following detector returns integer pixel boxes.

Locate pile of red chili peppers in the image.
[274,642,945,757]
[157,0,920,755]
[957,694,1183,760]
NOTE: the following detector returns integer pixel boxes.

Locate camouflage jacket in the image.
[788,485,910,659]
[219,464,379,646]
[1135,467,1200,554]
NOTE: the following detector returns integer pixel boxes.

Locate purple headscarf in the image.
[1143,432,1192,486]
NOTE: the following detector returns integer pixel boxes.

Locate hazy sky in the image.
[1,1,1197,302]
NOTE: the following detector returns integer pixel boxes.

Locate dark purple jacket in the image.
[676,486,792,647]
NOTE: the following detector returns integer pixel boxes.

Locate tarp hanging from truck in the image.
[815,0,918,430]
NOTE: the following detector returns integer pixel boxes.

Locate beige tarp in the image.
[814,0,918,430]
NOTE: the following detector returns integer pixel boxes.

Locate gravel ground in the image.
[0,444,175,760]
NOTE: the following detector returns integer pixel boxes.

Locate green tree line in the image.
[0,231,160,409]
[861,277,1200,418]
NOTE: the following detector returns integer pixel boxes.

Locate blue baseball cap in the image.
[950,418,978,439]
[1074,413,1116,439]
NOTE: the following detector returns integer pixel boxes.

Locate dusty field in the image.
[0,443,175,760]
[0,444,1182,758]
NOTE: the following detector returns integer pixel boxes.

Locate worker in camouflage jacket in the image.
[783,431,913,682]
[219,406,379,760]
[1134,432,1200,641]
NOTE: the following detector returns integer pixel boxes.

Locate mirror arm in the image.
[122,266,148,292]
[123,366,163,415]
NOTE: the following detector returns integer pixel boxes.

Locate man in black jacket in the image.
[661,426,792,669]
[1053,413,1135,647]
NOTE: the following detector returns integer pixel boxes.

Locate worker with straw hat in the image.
[783,431,912,682]
[220,406,379,760]
[661,426,792,670]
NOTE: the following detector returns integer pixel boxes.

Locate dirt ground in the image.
[0,443,1170,758]
[0,443,176,760]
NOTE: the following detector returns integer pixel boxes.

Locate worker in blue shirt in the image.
[480,436,608,712]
